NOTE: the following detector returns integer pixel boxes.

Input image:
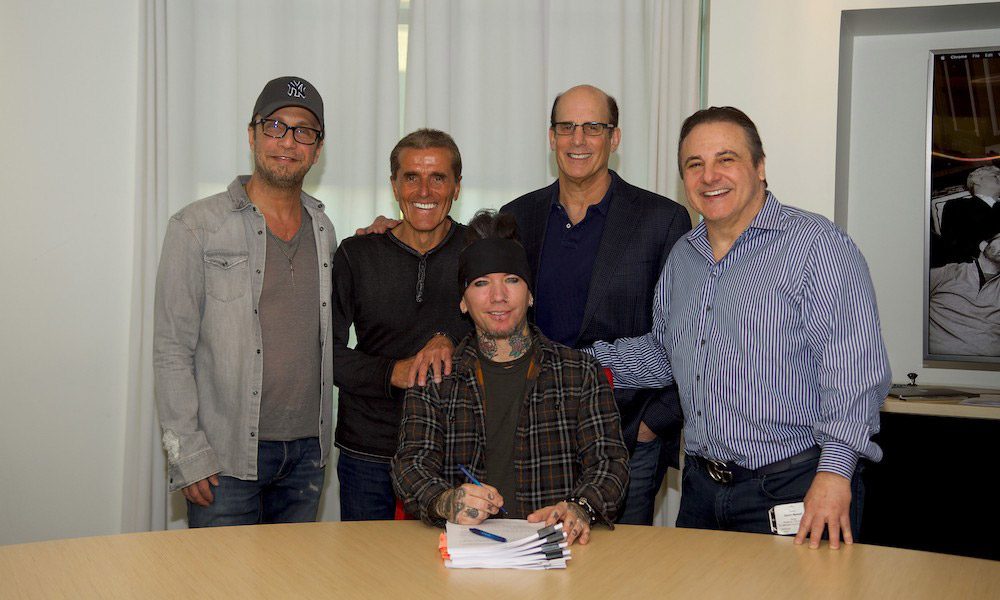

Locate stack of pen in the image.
[440,520,570,570]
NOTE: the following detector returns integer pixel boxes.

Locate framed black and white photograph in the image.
[925,46,1000,365]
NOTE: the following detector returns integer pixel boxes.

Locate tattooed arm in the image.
[433,484,504,525]
[392,379,505,526]
[391,382,453,526]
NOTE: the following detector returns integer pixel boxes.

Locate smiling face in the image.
[548,86,620,187]
[680,121,767,233]
[460,273,532,341]
[390,146,460,241]
[248,106,323,189]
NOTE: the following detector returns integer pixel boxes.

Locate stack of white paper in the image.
[442,520,570,570]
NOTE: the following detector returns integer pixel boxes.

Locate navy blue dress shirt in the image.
[534,176,615,346]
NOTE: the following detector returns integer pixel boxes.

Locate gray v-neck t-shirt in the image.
[258,207,321,441]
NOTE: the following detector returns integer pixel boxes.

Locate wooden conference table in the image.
[1,521,998,599]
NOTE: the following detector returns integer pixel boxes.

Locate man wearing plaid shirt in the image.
[392,210,629,545]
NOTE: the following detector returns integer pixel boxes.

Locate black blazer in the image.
[939,195,1000,264]
[501,171,691,461]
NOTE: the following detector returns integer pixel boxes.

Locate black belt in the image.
[688,446,821,485]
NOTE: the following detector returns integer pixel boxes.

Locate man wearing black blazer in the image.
[500,85,691,525]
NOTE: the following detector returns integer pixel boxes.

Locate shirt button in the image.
[250,432,256,438]
[323,262,328,268]
[256,349,261,354]
[700,339,706,346]
[256,269,261,274]
[252,390,258,396]
[697,411,702,417]
[322,302,327,307]
[319,226,325,231]
[565,223,571,229]
[257,230,263,235]
[695,375,701,381]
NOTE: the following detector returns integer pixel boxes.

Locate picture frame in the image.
[923,46,1000,366]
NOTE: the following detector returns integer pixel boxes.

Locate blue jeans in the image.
[617,437,671,525]
[676,454,865,537]
[337,452,397,521]
[187,437,324,528]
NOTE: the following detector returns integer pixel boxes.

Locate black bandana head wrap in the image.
[458,238,532,292]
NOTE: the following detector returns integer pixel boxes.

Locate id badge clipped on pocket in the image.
[768,502,804,535]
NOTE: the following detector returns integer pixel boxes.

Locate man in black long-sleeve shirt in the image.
[332,129,471,520]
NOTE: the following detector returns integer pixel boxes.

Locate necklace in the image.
[268,228,302,287]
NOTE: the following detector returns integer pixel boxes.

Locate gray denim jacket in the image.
[153,176,336,492]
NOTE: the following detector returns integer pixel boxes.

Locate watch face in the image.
[569,497,595,523]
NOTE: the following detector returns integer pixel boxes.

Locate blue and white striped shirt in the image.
[591,193,890,479]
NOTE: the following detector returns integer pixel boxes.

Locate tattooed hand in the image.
[526,501,593,546]
[434,483,504,525]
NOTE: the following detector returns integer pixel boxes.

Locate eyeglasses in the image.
[551,121,616,136]
[254,118,323,145]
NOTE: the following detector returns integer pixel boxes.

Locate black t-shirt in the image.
[479,346,534,517]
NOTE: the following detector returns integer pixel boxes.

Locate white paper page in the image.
[445,520,558,551]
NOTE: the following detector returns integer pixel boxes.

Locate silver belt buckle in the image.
[706,459,733,484]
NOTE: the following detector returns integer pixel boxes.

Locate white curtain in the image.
[122,0,401,532]
[121,0,169,534]
[405,0,700,223]
[405,0,701,524]
[123,0,700,532]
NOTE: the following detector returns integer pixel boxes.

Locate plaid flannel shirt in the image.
[391,326,629,526]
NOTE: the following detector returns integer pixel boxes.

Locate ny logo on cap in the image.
[287,80,307,99]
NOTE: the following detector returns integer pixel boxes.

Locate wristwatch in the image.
[566,496,597,524]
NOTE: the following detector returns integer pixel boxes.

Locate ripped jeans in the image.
[187,437,324,527]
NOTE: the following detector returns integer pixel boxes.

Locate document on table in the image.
[441,520,570,570]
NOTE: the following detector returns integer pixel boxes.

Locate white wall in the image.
[706,0,1000,386]
[705,0,998,213]
[0,0,138,544]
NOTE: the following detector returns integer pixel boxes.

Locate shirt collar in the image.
[229,175,326,212]
[455,324,555,375]
[549,170,617,217]
[747,191,785,231]
[229,176,253,211]
[686,190,783,244]
[976,194,997,208]
[975,258,1000,288]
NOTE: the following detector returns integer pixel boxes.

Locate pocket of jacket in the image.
[204,251,249,302]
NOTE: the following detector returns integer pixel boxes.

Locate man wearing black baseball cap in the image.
[154,76,337,527]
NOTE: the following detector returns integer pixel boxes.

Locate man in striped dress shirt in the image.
[591,107,891,549]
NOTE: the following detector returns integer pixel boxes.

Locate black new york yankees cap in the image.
[251,76,324,129]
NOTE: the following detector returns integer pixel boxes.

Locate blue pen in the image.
[469,528,507,543]
[457,463,509,515]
